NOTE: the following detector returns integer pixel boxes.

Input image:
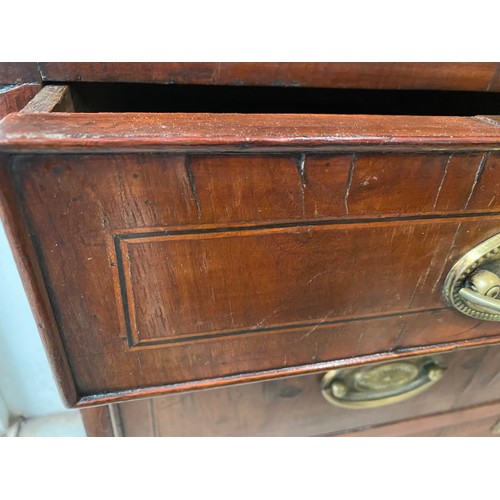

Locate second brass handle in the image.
[320,357,446,409]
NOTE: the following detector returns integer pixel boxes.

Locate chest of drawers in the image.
[1,63,500,435]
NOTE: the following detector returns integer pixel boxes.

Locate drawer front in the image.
[1,85,500,406]
[112,344,500,436]
[340,401,500,437]
[8,151,500,405]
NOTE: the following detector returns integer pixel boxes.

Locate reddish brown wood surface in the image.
[0,85,77,406]
[2,78,500,406]
[0,64,41,84]
[339,400,500,437]
[488,66,500,92]
[115,344,500,436]
[37,63,500,91]
[2,150,500,406]
[119,217,493,347]
[0,163,78,406]
[80,405,114,437]
[2,63,499,92]
[1,113,500,153]
[0,84,41,119]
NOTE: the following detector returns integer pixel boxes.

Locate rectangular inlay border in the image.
[111,214,498,349]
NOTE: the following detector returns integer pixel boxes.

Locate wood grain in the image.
[80,406,114,437]
[0,63,41,84]
[3,151,500,405]
[117,219,485,346]
[19,85,73,113]
[338,400,500,437]
[116,344,500,436]
[2,73,500,407]
[0,84,41,119]
[37,63,499,91]
[1,113,500,153]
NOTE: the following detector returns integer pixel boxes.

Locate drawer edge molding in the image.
[74,335,500,407]
[1,113,500,153]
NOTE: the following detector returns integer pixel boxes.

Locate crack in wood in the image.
[296,153,307,217]
[344,153,356,215]
[464,153,488,209]
[432,154,452,210]
[185,156,202,222]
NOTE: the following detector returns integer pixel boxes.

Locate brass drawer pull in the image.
[443,233,500,320]
[320,357,445,409]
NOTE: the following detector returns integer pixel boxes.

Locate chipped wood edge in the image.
[474,115,500,127]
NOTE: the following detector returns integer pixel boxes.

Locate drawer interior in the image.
[45,82,500,115]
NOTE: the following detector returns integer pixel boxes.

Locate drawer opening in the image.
[39,82,500,116]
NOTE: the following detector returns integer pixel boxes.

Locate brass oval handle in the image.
[443,233,500,321]
[320,357,445,409]
[459,288,500,313]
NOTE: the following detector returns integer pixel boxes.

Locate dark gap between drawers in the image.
[53,82,500,116]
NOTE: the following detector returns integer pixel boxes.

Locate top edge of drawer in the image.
[2,63,500,92]
[1,112,500,153]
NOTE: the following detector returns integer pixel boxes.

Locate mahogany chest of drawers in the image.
[1,63,500,436]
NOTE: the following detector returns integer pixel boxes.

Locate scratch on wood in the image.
[185,156,202,222]
[430,222,462,295]
[296,153,307,217]
[464,153,488,209]
[304,270,330,286]
[295,309,335,342]
[408,274,424,307]
[448,321,482,339]
[136,353,144,375]
[312,341,319,362]
[355,329,365,353]
[296,153,307,186]
[254,307,282,329]
[432,154,452,210]
[344,153,356,215]
[390,323,406,351]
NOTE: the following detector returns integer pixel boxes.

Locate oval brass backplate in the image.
[443,233,500,321]
[320,356,445,409]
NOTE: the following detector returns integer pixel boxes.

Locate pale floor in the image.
[4,411,86,437]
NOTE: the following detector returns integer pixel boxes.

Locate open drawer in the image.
[1,83,500,407]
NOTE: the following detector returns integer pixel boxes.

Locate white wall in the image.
[0,219,83,430]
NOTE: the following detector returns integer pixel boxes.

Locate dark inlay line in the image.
[115,210,500,241]
[127,308,447,348]
[113,235,136,348]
